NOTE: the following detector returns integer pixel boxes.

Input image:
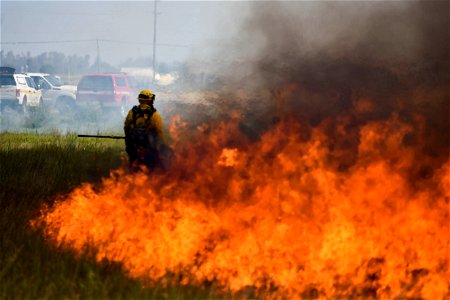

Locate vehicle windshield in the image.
[44,75,62,87]
[0,75,16,86]
[78,76,113,91]
[26,77,37,89]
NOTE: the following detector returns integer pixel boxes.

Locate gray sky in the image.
[1,1,249,65]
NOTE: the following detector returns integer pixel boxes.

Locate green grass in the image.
[0,132,221,299]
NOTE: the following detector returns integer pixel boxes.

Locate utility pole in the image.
[152,0,158,83]
[96,39,100,73]
[67,60,71,84]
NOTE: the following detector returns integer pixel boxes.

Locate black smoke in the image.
[185,1,449,181]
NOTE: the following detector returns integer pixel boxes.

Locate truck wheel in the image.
[38,97,45,111]
[57,96,75,113]
[21,97,29,115]
[120,98,128,117]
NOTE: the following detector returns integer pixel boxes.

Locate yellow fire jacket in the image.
[124,103,164,143]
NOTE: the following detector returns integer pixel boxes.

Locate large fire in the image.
[33,89,449,298]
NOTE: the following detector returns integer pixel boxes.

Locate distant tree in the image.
[119,56,152,68]
[158,62,170,74]
[40,64,55,74]
[88,58,119,73]
[1,51,117,76]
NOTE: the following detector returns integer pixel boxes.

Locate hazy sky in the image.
[1,1,249,65]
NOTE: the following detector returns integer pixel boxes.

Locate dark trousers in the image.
[126,141,160,171]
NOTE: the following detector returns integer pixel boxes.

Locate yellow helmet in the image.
[137,89,155,103]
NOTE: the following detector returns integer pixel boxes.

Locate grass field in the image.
[0,132,219,299]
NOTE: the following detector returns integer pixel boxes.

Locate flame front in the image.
[36,112,449,298]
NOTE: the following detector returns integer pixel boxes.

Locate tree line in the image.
[1,50,220,89]
[0,51,119,76]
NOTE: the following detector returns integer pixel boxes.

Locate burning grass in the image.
[0,133,217,299]
[32,111,449,299]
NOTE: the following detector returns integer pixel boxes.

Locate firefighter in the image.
[124,89,165,171]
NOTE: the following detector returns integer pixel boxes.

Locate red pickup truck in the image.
[76,74,137,115]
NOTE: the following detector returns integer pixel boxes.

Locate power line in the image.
[0,39,96,45]
[101,39,188,48]
[152,0,158,82]
[0,39,189,48]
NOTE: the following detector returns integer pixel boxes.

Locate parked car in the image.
[0,67,43,112]
[26,73,76,108]
[76,74,137,115]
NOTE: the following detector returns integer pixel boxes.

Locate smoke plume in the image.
[186,1,449,178]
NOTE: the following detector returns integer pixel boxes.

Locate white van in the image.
[0,67,42,112]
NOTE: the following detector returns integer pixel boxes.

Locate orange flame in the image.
[35,114,449,298]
